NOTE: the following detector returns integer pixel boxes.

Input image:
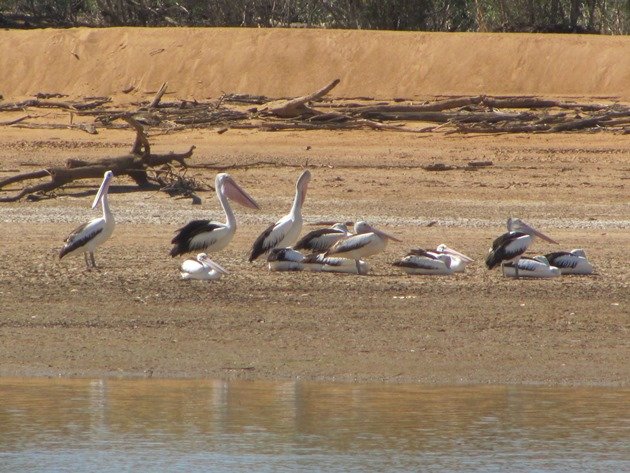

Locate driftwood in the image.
[0,116,194,202]
[262,78,341,118]
[0,81,629,136]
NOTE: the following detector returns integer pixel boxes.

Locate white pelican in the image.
[267,248,305,271]
[545,249,593,275]
[170,173,260,257]
[302,253,370,275]
[393,249,454,275]
[486,218,558,277]
[266,248,369,274]
[180,253,229,280]
[249,170,311,262]
[502,256,561,278]
[434,244,474,272]
[59,170,115,268]
[294,223,352,253]
[325,221,401,274]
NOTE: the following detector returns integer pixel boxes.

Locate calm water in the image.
[0,379,628,472]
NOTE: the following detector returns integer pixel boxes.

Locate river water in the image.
[0,378,628,472]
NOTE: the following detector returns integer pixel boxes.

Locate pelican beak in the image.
[92,171,113,209]
[224,177,260,210]
[442,246,474,262]
[298,170,311,207]
[524,223,559,244]
[373,227,402,243]
[204,258,229,275]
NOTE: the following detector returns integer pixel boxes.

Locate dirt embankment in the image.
[0,28,629,100]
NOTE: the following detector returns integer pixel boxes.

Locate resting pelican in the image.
[325,221,401,274]
[59,170,115,268]
[434,244,474,272]
[171,173,260,257]
[267,248,305,271]
[545,249,593,275]
[266,248,369,274]
[249,170,311,262]
[302,253,370,275]
[393,249,454,275]
[502,256,561,278]
[180,253,229,280]
[294,223,351,253]
[486,218,558,277]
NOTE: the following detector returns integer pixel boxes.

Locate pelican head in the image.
[436,244,474,263]
[217,173,260,210]
[332,223,349,233]
[296,169,311,206]
[354,221,402,242]
[92,170,114,209]
[532,255,551,265]
[197,253,229,274]
[507,218,558,244]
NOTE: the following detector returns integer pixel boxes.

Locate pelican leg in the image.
[355,259,361,275]
[84,252,91,269]
[90,252,97,268]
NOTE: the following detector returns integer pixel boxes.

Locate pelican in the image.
[545,249,593,275]
[393,249,454,275]
[486,218,558,277]
[267,248,305,271]
[180,253,229,280]
[502,256,561,278]
[325,221,401,274]
[59,170,115,268]
[294,223,352,253]
[170,173,260,257]
[249,170,311,262]
[302,253,370,275]
[434,244,474,272]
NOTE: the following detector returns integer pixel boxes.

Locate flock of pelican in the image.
[59,170,593,280]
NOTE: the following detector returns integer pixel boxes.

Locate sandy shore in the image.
[1,125,628,385]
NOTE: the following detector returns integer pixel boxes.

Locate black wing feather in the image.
[59,224,103,259]
[545,251,577,268]
[249,223,278,262]
[294,228,344,251]
[486,231,528,269]
[170,220,223,257]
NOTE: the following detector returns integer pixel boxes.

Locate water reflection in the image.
[0,379,628,472]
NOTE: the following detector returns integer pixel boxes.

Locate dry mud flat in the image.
[0,125,628,386]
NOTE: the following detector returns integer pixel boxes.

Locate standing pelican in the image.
[325,221,401,274]
[486,218,558,277]
[434,244,474,272]
[294,223,352,253]
[59,170,115,268]
[502,256,561,278]
[545,249,593,275]
[171,173,260,257]
[180,253,229,280]
[249,170,311,262]
[393,249,454,275]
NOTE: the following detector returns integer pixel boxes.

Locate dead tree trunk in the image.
[0,116,195,202]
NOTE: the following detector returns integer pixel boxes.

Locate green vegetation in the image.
[0,0,628,34]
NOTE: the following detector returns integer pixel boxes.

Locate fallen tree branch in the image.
[0,116,195,202]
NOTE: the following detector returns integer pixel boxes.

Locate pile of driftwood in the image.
[1,79,628,202]
[1,79,629,135]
